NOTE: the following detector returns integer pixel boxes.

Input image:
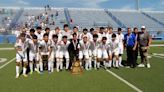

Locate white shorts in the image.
[56,51,69,59]
[97,49,108,59]
[16,51,27,62]
[108,49,119,56]
[79,50,91,60]
[119,45,124,54]
[29,52,39,61]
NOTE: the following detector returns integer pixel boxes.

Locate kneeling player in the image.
[15,33,29,78]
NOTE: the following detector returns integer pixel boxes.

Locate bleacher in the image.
[0,8,164,44]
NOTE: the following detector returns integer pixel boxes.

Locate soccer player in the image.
[97,37,109,69]
[56,36,70,72]
[79,35,92,70]
[108,33,120,69]
[51,34,60,72]
[117,28,124,67]
[39,33,52,73]
[90,34,100,70]
[15,33,29,78]
[28,35,40,74]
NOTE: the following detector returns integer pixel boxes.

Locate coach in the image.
[124,28,138,68]
[137,26,152,68]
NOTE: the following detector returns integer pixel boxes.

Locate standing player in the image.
[97,37,109,69]
[108,33,120,69]
[39,33,52,73]
[28,35,40,74]
[79,35,92,70]
[117,28,124,67]
[15,33,29,78]
[90,34,100,70]
[56,36,70,72]
[51,34,60,73]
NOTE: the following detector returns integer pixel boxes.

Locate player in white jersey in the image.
[79,35,92,70]
[117,28,124,67]
[28,35,40,74]
[39,33,52,74]
[56,36,70,72]
[97,37,109,69]
[54,27,62,41]
[79,28,93,41]
[90,34,100,70]
[15,33,29,78]
[108,33,119,69]
[35,27,44,43]
[61,24,72,40]
[51,34,60,72]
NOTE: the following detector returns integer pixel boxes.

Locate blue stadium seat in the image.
[0,35,5,43]
[7,35,16,44]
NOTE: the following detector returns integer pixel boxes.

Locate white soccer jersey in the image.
[35,32,44,42]
[28,40,39,54]
[15,39,29,62]
[61,30,72,39]
[108,40,119,56]
[79,33,93,41]
[59,41,70,52]
[39,40,52,54]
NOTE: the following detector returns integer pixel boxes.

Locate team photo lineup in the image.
[14,23,151,78]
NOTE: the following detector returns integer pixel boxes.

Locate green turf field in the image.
[0,43,164,92]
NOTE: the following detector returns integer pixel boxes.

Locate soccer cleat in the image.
[30,71,33,75]
[138,64,145,67]
[119,64,124,67]
[147,63,151,68]
[35,69,41,74]
[15,74,19,78]
[23,74,28,77]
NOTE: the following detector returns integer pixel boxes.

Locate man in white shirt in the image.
[117,28,124,67]
[108,33,120,69]
[15,33,29,78]
[79,35,92,70]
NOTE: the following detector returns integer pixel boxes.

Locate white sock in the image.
[97,62,100,68]
[39,62,43,72]
[66,59,69,69]
[85,60,89,70]
[29,62,33,72]
[60,59,63,70]
[94,60,97,68]
[16,66,19,75]
[103,61,106,66]
[51,62,54,72]
[48,61,51,71]
[88,59,92,69]
[113,60,115,67]
[23,67,27,74]
[119,57,122,65]
[36,63,39,71]
[109,60,112,67]
[116,60,119,67]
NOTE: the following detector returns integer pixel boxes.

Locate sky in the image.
[0,0,164,11]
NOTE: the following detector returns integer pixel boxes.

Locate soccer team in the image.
[14,24,151,78]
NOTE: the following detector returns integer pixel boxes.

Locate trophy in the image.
[71,57,83,74]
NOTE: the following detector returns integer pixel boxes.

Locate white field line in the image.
[0,58,15,70]
[0,48,14,50]
[106,70,143,92]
